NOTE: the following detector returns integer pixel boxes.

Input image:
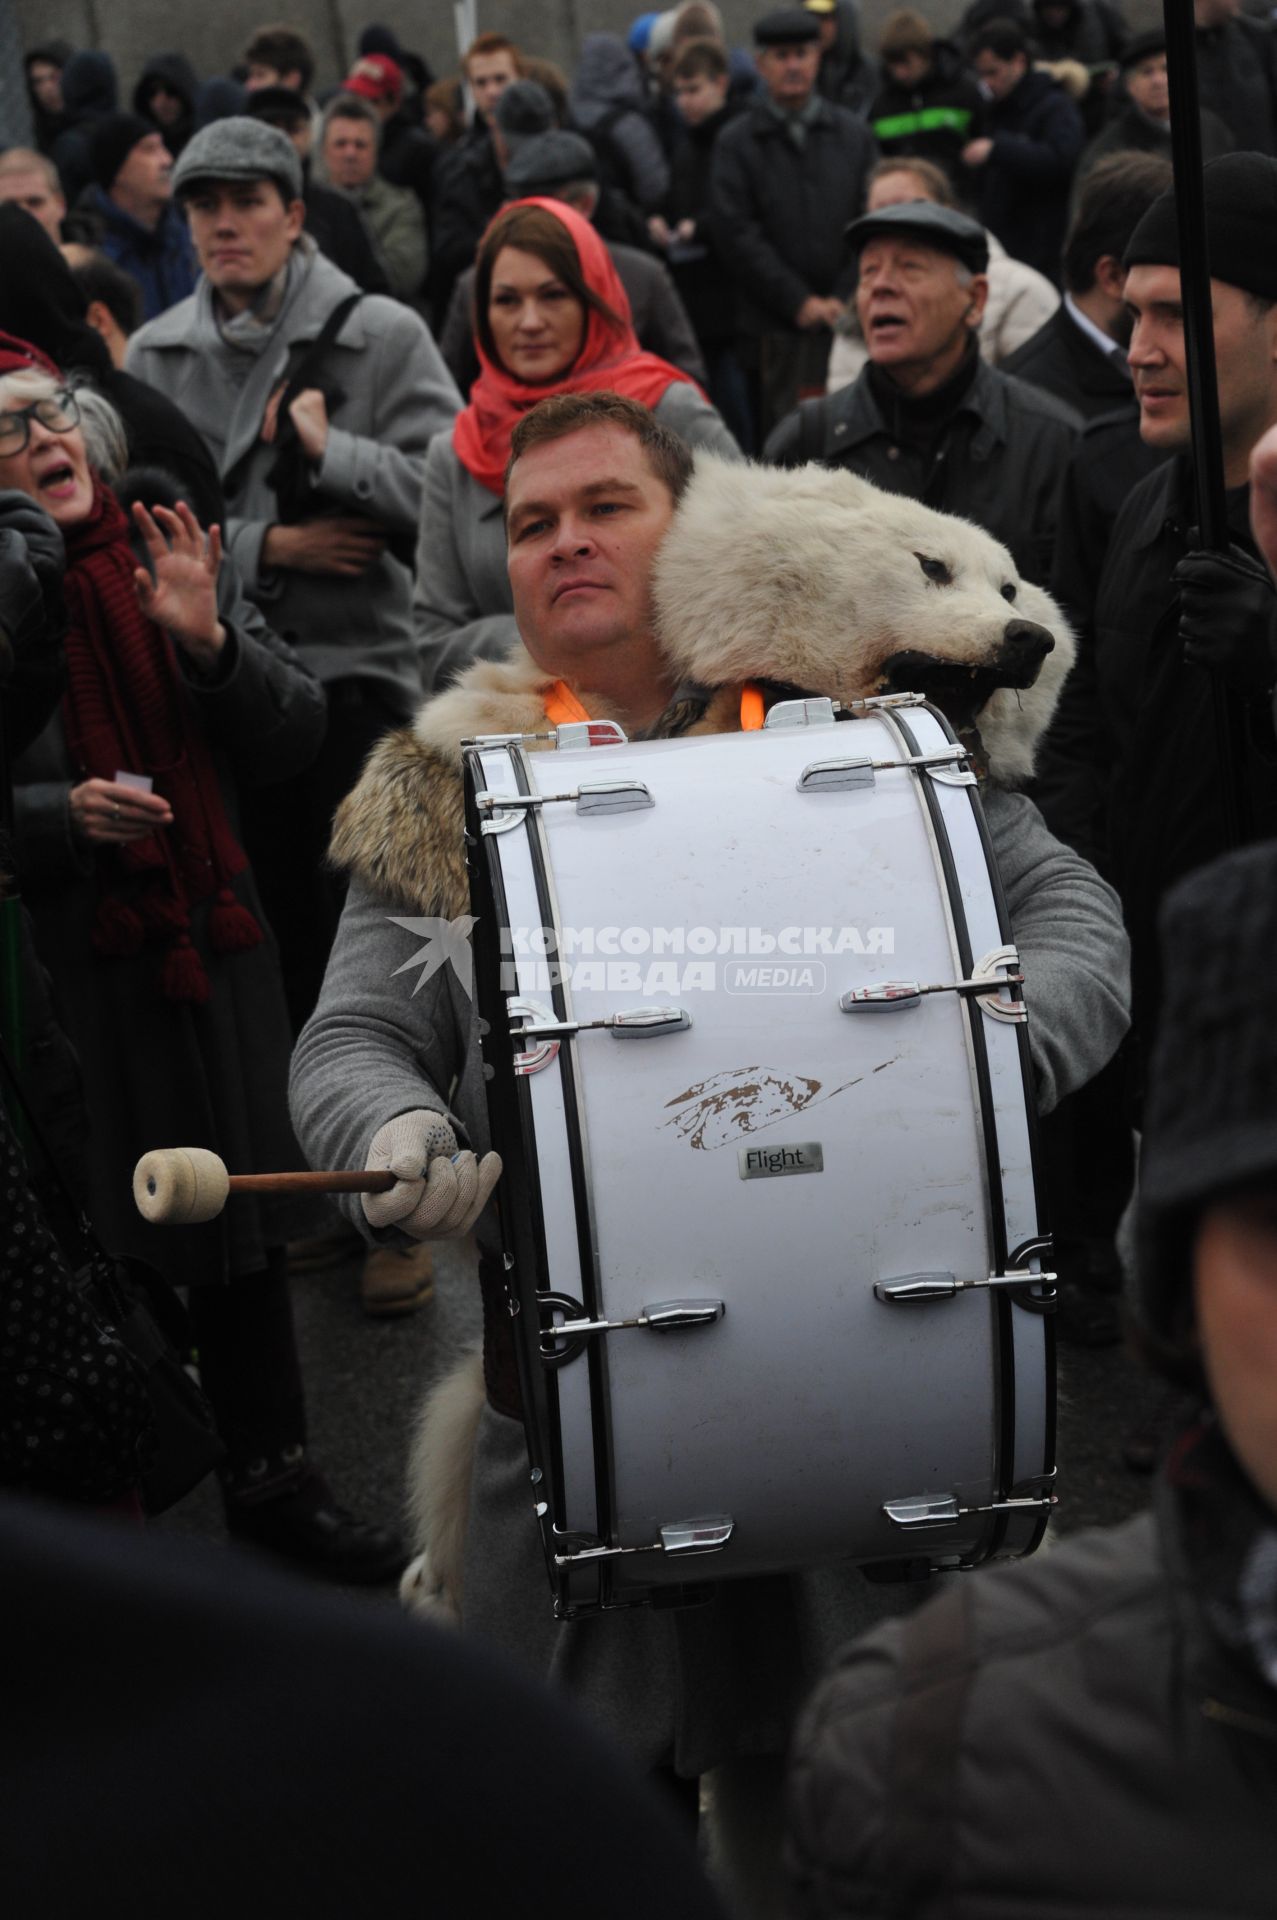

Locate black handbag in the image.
[0,1040,224,1514]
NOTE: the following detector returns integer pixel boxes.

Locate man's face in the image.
[246,62,300,92]
[974,48,1026,100]
[883,47,932,88]
[183,179,305,295]
[1126,264,1277,460]
[757,41,821,109]
[114,132,173,207]
[323,116,377,189]
[28,60,63,113]
[467,51,519,124]
[0,169,66,241]
[1195,1190,1277,1510]
[856,236,984,381]
[1126,52,1170,118]
[506,423,677,676]
[259,112,312,159]
[147,84,185,128]
[673,70,730,126]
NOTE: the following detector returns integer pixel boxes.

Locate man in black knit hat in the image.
[80,113,196,320]
[786,836,1277,1915]
[1036,151,1277,1091]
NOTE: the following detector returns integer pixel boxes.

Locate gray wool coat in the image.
[16,572,327,1290]
[290,779,1130,1775]
[412,382,743,694]
[127,244,460,719]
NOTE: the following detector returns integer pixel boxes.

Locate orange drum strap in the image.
[740,683,766,731]
[543,680,592,726]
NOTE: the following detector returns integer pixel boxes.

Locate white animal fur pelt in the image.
[400,1349,486,1624]
[652,454,1076,787]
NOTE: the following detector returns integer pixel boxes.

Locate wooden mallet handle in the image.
[133,1148,397,1225]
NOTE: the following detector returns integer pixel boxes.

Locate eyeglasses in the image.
[0,390,81,456]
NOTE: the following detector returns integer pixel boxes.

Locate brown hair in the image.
[505,391,695,506]
[464,31,522,73]
[867,154,956,208]
[424,76,466,143]
[242,24,315,91]
[879,9,934,58]
[475,204,626,372]
[672,2,726,45]
[671,37,730,82]
[519,55,570,123]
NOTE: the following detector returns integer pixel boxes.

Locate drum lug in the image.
[874,1267,1058,1303]
[553,1516,735,1567]
[798,746,972,793]
[762,696,839,728]
[510,1002,691,1061]
[839,945,1027,1023]
[475,780,653,828]
[462,721,629,749]
[882,1479,1058,1531]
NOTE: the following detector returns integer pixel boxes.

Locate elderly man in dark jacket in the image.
[962,18,1085,284]
[785,836,1277,1920]
[710,7,877,442]
[1035,155,1277,1078]
[765,200,1080,587]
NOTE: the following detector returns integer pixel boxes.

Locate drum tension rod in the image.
[539,1292,725,1363]
[840,945,1027,1024]
[798,746,975,793]
[875,1267,1058,1302]
[513,1006,691,1041]
[883,1481,1058,1530]
[475,779,653,830]
[553,1516,735,1568]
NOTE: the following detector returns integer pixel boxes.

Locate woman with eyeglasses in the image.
[2,333,403,1581]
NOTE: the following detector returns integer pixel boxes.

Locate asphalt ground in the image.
[158,1240,1162,1598]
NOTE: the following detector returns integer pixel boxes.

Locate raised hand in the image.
[131,499,226,669]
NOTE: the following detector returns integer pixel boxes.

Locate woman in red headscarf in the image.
[412,196,739,692]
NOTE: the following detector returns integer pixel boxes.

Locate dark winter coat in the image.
[428,124,504,326]
[13,570,327,1289]
[765,352,1081,586]
[1194,13,1277,156]
[709,97,878,335]
[786,1482,1277,1918]
[1029,0,1127,68]
[81,185,198,322]
[132,52,198,159]
[1034,456,1277,1059]
[1000,302,1132,419]
[1074,100,1233,201]
[302,173,390,296]
[569,34,670,214]
[971,68,1085,284]
[816,0,879,116]
[49,51,118,205]
[663,101,744,349]
[869,41,986,187]
[440,241,705,395]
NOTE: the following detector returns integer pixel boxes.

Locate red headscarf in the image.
[452,198,703,496]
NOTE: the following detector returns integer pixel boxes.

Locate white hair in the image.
[0,366,128,484]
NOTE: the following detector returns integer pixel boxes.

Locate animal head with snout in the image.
[651,455,1075,785]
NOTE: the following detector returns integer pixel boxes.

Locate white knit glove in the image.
[362,1111,502,1239]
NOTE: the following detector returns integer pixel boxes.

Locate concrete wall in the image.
[14,0,1163,101]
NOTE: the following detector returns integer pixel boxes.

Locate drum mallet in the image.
[132,1147,396,1226]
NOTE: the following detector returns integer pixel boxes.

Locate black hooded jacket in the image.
[132,52,199,158]
[0,206,221,526]
[869,41,986,187]
[49,50,118,204]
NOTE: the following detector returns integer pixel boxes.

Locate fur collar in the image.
[329,646,556,918]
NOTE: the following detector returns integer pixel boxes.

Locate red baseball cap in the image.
[342,53,404,106]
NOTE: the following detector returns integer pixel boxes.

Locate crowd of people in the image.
[3,3,1277,1913]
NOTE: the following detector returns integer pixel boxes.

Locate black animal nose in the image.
[1002,619,1054,659]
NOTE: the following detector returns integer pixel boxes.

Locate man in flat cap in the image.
[1072,29,1234,197]
[765,196,1079,586]
[1037,152,1277,1087]
[709,6,877,444]
[127,118,459,1314]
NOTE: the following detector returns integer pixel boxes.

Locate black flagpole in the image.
[1163,0,1249,842]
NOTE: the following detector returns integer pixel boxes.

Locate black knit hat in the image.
[88,112,157,190]
[1119,27,1165,71]
[1136,842,1277,1353]
[1123,152,1277,300]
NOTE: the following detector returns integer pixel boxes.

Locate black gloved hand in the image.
[0,493,67,752]
[0,527,45,669]
[1174,541,1277,695]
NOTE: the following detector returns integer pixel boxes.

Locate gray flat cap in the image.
[505,130,599,197]
[845,201,989,275]
[172,116,303,202]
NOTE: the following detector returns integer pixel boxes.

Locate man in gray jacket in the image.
[128,117,459,1309]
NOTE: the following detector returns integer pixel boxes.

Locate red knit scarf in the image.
[60,483,261,1003]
